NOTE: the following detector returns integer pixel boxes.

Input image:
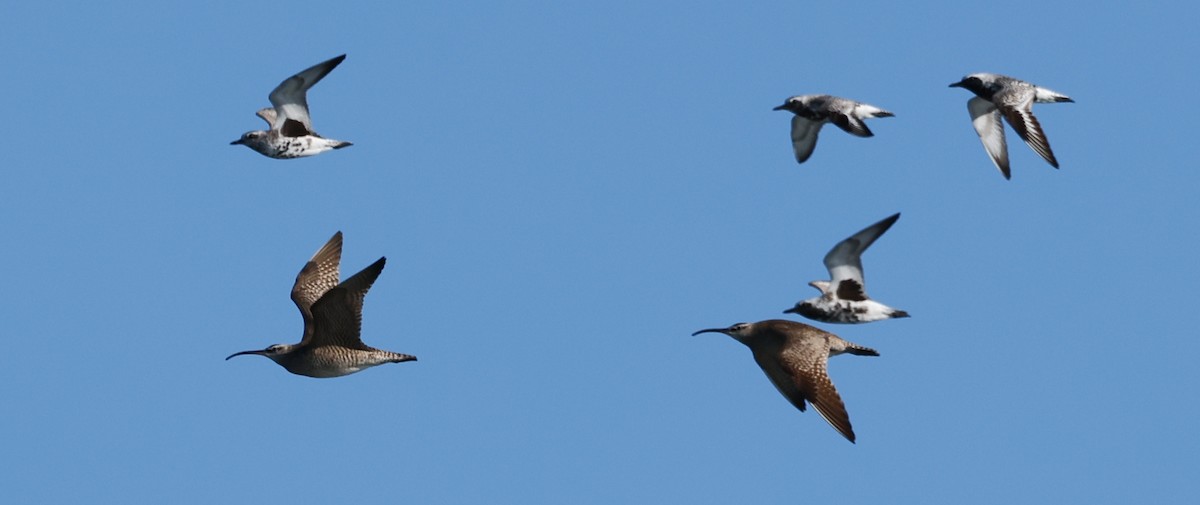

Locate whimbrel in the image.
[231,54,353,159]
[784,213,910,324]
[772,94,893,164]
[949,73,1074,179]
[226,232,415,377]
[693,319,878,443]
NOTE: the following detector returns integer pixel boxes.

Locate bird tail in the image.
[1034,87,1073,103]
[387,352,417,363]
[844,343,880,357]
[859,104,894,118]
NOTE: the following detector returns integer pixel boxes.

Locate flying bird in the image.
[231,54,353,159]
[772,94,893,164]
[693,319,879,443]
[785,213,909,324]
[949,73,1073,179]
[226,232,415,377]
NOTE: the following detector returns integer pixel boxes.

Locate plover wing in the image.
[828,111,873,137]
[827,99,891,138]
[293,232,343,345]
[255,107,277,128]
[966,96,1011,179]
[789,115,824,164]
[823,213,900,302]
[994,88,1059,169]
[268,54,346,137]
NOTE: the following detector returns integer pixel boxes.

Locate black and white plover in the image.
[772,94,893,164]
[226,232,415,377]
[784,213,909,324]
[949,73,1073,179]
[231,54,353,159]
[693,319,879,443]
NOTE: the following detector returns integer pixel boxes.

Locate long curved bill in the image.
[225,349,267,360]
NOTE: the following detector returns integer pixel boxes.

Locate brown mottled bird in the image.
[226,232,415,377]
[693,319,878,443]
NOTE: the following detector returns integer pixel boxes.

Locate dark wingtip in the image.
[893,310,911,319]
[334,141,353,150]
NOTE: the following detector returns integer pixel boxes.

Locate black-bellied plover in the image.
[693,319,878,443]
[772,94,893,164]
[231,54,353,159]
[226,232,415,377]
[784,213,909,324]
[949,73,1073,179]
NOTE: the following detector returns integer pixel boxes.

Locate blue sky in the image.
[3,1,1198,503]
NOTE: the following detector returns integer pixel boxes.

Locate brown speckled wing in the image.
[755,330,857,443]
[309,256,385,349]
[782,336,855,443]
[293,232,343,346]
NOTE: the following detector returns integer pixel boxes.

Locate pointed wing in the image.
[828,111,874,137]
[268,54,346,137]
[823,213,899,302]
[967,96,1010,179]
[995,90,1059,168]
[789,115,823,164]
[755,335,856,443]
[293,232,343,345]
[308,256,386,349]
[255,107,277,128]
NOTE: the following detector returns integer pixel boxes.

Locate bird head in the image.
[949,74,998,96]
[230,131,273,155]
[772,96,804,113]
[692,322,753,341]
[226,343,294,363]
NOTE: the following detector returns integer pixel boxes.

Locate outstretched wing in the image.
[823,213,900,302]
[255,107,276,128]
[268,54,346,137]
[995,90,1059,169]
[967,96,1010,179]
[828,111,874,137]
[293,232,343,345]
[789,115,824,164]
[755,336,856,443]
[308,256,386,349]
